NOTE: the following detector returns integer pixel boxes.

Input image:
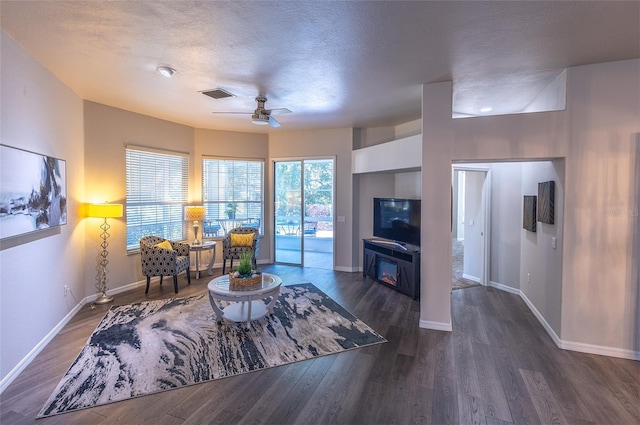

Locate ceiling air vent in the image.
[200,88,235,100]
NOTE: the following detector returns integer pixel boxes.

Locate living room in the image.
[1,2,639,423]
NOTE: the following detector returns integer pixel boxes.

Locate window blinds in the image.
[125,147,189,252]
[202,158,264,235]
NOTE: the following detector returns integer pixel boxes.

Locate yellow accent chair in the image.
[222,227,259,274]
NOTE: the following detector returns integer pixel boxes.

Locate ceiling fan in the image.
[210,95,292,128]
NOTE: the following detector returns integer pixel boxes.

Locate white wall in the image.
[83,102,195,293]
[356,173,395,266]
[1,32,86,384]
[523,70,567,113]
[194,128,269,264]
[395,172,421,198]
[394,119,422,139]
[561,60,639,355]
[268,128,356,271]
[421,59,640,358]
[354,126,395,148]
[520,160,565,336]
[353,119,421,149]
[490,162,523,289]
[353,120,423,268]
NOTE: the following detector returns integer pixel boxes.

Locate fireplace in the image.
[363,239,420,299]
[376,257,398,287]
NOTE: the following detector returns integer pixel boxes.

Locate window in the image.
[125,146,188,252]
[202,158,264,236]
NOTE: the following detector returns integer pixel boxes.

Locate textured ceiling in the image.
[1,1,638,133]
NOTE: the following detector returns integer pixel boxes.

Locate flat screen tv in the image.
[373,197,421,246]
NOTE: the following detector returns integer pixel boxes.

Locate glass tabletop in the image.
[208,273,281,295]
[189,241,216,250]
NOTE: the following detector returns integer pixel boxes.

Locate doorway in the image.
[451,167,491,289]
[273,158,334,269]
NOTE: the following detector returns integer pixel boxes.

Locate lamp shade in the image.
[87,203,123,218]
[185,206,206,221]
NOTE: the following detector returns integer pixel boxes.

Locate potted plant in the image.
[229,252,262,288]
[225,203,238,219]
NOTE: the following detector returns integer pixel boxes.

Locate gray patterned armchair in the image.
[140,236,191,294]
[222,227,259,274]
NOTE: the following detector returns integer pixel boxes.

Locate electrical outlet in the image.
[64,285,69,296]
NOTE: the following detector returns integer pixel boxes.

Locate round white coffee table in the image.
[207,273,282,328]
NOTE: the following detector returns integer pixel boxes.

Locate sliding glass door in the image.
[273,158,334,269]
[274,161,303,265]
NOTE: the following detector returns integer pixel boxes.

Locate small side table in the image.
[189,241,216,279]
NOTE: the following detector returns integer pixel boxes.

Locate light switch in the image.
[337,216,346,223]
[551,237,557,249]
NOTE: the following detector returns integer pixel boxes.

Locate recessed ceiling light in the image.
[480,107,493,113]
[156,66,176,78]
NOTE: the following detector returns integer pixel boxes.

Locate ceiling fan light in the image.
[251,114,270,125]
[156,66,176,78]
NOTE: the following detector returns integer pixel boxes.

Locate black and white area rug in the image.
[38,283,385,418]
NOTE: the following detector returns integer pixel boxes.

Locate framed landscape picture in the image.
[0,144,67,240]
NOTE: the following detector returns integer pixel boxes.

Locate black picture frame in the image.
[0,144,67,240]
[537,181,555,224]
[523,195,537,232]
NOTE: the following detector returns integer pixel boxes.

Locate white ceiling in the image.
[1,1,638,133]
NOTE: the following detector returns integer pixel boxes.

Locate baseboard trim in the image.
[488,280,520,295]
[518,291,562,347]
[419,319,453,332]
[1,278,147,394]
[106,279,146,296]
[489,280,640,361]
[335,266,359,272]
[558,340,640,361]
[462,273,481,283]
[0,298,85,394]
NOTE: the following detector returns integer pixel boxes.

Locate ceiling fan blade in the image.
[211,111,252,114]
[268,115,281,128]
[264,108,291,116]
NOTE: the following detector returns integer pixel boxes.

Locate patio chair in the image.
[139,236,191,294]
[243,218,261,229]
[203,220,221,237]
[303,220,317,236]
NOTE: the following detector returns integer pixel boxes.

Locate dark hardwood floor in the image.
[1,265,638,424]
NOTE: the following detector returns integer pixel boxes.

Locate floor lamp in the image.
[87,203,123,305]
[185,206,206,245]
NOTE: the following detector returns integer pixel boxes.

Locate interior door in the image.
[452,167,491,287]
[462,170,485,283]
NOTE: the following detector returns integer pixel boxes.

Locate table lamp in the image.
[87,202,123,304]
[185,206,206,245]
